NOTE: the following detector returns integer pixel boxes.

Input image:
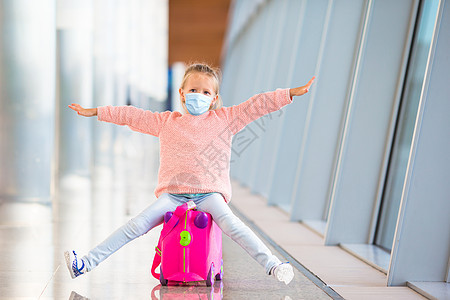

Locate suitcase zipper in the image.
[183,212,188,274]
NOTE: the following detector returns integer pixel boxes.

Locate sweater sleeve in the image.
[222,88,292,135]
[97,105,171,137]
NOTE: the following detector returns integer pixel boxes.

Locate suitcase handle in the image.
[151,201,196,280]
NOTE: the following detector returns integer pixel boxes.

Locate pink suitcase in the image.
[151,201,223,286]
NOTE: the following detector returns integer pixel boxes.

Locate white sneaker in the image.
[64,250,86,279]
[272,262,294,285]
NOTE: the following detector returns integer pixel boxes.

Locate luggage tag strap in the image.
[161,200,196,242]
[173,200,196,217]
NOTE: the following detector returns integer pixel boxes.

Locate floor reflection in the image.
[70,282,224,300]
[69,290,90,300]
[151,281,223,300]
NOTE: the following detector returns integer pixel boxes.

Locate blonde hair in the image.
[180,63,223,111]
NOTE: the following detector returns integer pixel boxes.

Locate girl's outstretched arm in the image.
[69,103,171,137]
[68,103,97,117]
[289,76,315,98]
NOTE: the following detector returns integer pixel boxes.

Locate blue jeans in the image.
[82,193,281,274]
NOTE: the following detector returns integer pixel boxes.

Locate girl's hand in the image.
[290,76,315,98]
[68,103,98,117]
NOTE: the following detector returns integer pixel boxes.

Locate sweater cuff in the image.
[278,88,293,106]
[97,106,106,121]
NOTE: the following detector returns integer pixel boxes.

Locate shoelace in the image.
[71,251,85,277]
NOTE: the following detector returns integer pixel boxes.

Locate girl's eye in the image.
[204,91,210,95]
[189,89,196,92]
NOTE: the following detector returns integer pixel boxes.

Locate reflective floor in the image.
[0,139,331,299]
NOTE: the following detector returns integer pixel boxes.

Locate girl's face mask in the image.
[185,93,213,116]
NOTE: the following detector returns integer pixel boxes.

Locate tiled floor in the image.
[0,143,331,299]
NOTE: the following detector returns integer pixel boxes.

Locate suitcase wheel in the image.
[206,263,215,287]
[160,267,168,286]
[215,259,224,281]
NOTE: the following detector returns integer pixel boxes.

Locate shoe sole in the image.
[64,251,76,279]
[275,264,294,285]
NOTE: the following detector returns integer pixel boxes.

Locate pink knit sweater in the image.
[97,88,292,203]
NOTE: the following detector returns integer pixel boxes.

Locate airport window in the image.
[374,0,440,251]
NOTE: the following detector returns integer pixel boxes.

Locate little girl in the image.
[65,63,314,285]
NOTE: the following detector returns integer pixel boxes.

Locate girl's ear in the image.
[179,88,185,102]
[210,94,219,109]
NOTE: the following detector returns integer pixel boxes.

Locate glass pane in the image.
[375,0,439,251]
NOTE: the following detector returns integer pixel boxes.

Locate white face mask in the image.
[185,93,213,116]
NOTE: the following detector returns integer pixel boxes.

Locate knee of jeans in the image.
[126,216,150,237]
[217,214,245,236]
